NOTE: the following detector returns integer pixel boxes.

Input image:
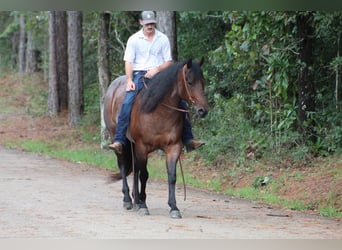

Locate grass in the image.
[6,139,117,171]
[320,206,342,218]
[224,186,311,211]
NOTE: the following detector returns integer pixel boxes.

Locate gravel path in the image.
[0,146,341,239]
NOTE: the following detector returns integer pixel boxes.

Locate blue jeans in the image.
[114,71,146,145]
[181,100,194,144]
[114,71,194,145]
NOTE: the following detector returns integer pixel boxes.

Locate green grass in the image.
[319,206,342,218]
[223,186,310,211]
[10,139,117,171]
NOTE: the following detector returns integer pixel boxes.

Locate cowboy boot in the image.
[109,141,123,154]
[185,140,205,152]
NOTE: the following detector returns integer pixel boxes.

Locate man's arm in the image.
[125,61,135,91]
[145,60,173,79]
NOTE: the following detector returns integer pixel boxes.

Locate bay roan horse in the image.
[103,58,208,218]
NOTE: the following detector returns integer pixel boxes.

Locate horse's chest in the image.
[131,113,182,138]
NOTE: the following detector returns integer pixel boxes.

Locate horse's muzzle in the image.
[196,107,208,118]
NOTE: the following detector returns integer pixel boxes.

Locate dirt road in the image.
[0,146,341,239]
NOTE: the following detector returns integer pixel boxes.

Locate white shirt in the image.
[123,28,172,71]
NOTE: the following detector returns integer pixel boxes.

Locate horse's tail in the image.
[109,172,122,182]
[107,163,133,183]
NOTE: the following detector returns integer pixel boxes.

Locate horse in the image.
[103,58,208,218]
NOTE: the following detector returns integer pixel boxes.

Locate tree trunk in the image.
[18,14,26,73]
[48,11,59,116]
[156,11,177,61]
[56,11,69,112]
[67,11,83,127]
[98,11,111,147]
[25,30,39,73]
[335,35,340,110]
[296,12,316,143]
[11,30,18,70]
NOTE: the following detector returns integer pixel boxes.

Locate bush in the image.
[193,92,342,167]
[195,94,266,166]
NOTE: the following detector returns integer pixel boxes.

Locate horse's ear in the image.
[199,57,204,67]
[186,58,193,69]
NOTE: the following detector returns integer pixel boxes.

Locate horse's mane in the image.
[139,61,186,113]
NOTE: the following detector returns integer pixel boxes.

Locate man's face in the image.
[140,21,156,35]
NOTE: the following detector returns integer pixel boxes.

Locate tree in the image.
[67,11,83,127]
[47,11,69,116]
[296,12,316,142]
[0,12,19,70]
[56,11,68,112]
[98,11,111,147]
[25,30,38,72]
[157,11,177,61]
[18,13,25,73]
[24,12,45,73]
[47,11,58,116]
[177,11,227,62]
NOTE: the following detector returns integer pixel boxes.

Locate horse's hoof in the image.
[123,201,133,210]
[170,210,182,219]
[138,208,150,216]
[132,204,140,211]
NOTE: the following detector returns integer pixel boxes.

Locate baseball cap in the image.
[141,11,157,25]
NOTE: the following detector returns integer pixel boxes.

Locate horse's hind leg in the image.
[117,151,133,210]
[121,172,132,210]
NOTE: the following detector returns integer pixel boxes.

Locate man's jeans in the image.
[180,100,194,144]
[114,71,194,145]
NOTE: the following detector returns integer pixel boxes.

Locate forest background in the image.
[0,11,341,218]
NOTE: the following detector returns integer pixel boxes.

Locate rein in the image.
[161,103,189,113]
[178,157,187,201]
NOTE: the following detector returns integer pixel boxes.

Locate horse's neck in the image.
[163,88,181,106]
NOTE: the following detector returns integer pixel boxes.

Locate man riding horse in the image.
[109,11,204,154]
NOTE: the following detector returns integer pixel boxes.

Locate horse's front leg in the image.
[166,146,182,219]
[132,162,140,210]
[139,162,148,207]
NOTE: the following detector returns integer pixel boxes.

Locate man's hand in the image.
[145,67,159,78]
[126,79,135,91]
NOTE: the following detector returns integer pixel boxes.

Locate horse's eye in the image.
[186,77,193,85]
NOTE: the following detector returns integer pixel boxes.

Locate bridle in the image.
[181,64,196,105]
[161,64,197,113]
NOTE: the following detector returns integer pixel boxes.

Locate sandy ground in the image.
[0,146,341,239]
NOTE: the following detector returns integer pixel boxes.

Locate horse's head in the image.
[180,58,209,118]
